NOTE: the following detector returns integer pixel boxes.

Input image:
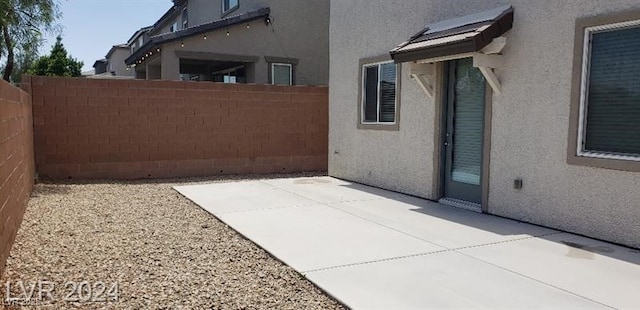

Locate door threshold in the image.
[438,197,482,213]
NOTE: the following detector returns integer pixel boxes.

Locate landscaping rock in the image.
[0,173,343,309]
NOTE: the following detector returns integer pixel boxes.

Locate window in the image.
[170,22,178,32]
[361,61,397,124]
[138,37,144,48]
[576,20,640,161]
[182,8,188,29]
[222,0,239,14]
[272,63,292,85]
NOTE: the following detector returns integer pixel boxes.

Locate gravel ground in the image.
[0,173,345,310]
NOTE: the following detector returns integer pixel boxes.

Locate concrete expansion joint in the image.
[303,232,566,275]
[450,231,565,252]
[302,249,455,274]
[216,203,318,215]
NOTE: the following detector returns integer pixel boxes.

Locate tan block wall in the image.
[0,79,35,277]
[27,76,328,180]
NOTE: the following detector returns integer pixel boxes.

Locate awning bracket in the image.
[410,63,435,98]
[412,37,507,96]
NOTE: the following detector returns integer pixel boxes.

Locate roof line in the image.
[125,7,270,65]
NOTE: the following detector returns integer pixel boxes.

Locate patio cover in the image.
[390,5,514,63]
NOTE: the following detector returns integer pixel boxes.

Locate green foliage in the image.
[29,35,82,77]
[0,0,60,81]
[0,31,40,83]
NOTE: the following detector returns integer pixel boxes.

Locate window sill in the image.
[567,153,640,173]
[357,123,399,131]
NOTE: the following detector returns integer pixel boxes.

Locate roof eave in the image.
[125,7,271,66]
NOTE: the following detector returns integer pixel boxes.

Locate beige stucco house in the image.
[329,1,640,248]
[125,0,329,85]
[105,45,135,77]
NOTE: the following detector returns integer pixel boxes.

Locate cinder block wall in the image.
[0,80,35,276]
[26,76,328,179]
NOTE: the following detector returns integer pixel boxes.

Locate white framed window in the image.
[576,19,640,161]
[170,22,178,32]
[137,37,144,47]
[271,63,292,85]
[361,61,397,124]
[222,0,239,14]
[182,8,188,29]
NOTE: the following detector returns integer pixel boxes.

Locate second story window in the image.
[170,22,178,32]
[182,8,188,29]
[222,0,238,14]
[138,37,143,48]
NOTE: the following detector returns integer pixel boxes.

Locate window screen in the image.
[363,65,378,122]
[272,64,292,85]
[362,62,396,123]
[582,25,640,157]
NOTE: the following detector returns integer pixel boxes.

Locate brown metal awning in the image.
[390,6,514,63]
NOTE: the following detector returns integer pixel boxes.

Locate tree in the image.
[29,35,82,77]
[0,31,40,82]
[0,0,60,81]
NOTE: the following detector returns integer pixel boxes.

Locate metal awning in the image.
[390,6,514,96]
[390,6,514,64]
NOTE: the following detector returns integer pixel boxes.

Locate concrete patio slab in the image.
[174,181,318,214]
[174,176,640,309]
[328,197,556,249]
[264,176,406,203]
[458,232,640,309]
[216,204,444,271]
[305,251,606,309]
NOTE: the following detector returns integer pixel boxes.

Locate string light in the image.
[246,24,250,29]
[226,29,230,36]
[156,48,160,52]
[181,41,185,47]
[204,34,207,40]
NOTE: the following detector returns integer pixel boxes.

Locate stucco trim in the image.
[264,56,299,65]
[175,51,259,63]
[567,9,640,173]
[481,83,493,213]
[265,57,298,85]
[357,54,401,131]
[431,62,446,200]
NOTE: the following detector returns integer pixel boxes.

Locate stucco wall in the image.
[158,0,330,85]
[108,48,134,77]
[189,0,264,26]
[329,0,640,248]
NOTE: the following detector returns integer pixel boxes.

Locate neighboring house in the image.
[81,69,95,77]
[329,1,640,248]
[124,0,329,85]
[105,44,134,77]
[92,59,107,75]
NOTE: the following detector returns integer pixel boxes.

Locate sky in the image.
[41,0,173,72]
